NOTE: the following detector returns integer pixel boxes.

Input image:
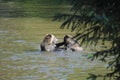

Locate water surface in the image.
[0,17,109,80]
[1,49,106,80]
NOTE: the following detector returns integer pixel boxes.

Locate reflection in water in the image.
[0,30,8,34]
[13,40,26,43]
[1,50,105,80]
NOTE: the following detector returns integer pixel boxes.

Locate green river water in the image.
[0,1,111,80]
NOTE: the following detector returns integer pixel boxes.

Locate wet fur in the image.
[41,34,83,51]
[56,35,83,51]
[41,34,57,51]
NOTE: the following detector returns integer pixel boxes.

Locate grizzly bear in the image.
[56,35,83,51]
[40,34,57,51]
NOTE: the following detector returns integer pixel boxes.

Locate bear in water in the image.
[56,35,83,51]
[40,34,57,51]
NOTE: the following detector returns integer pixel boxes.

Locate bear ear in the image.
[46,34,52,36]
[45,34,52,39]
[65,34,71,37]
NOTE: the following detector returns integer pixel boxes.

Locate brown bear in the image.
[40,34,57,51]
[56,35,83,51]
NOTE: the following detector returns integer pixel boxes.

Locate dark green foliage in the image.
[54,0,120,80]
